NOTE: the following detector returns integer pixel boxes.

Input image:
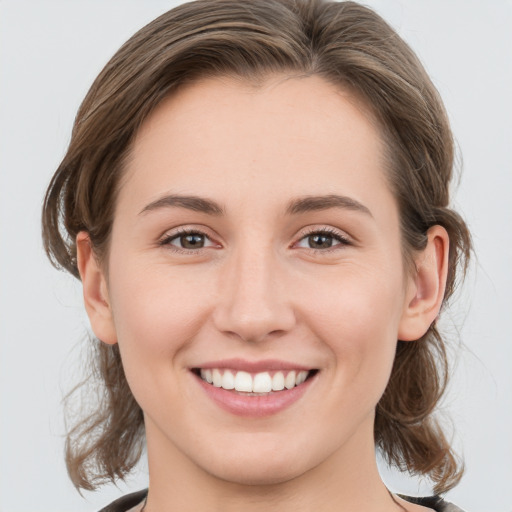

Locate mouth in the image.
[190,359,319,416]
[192,368,318,395]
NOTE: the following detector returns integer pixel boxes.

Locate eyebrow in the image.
[286,194,373,217]
[139,194,224,216]
[139,193,372,218]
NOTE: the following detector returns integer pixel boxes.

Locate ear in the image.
[76,232,117,345]
[398,225,450,341]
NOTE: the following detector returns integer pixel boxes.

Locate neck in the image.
[143,416,402,512]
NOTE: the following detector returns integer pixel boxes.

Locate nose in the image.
[212,243,296,343]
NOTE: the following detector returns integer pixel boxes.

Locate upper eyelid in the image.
[300,226,346,236]
[158,224,352,248]
[160,225,349,236]
[159,225,216,241]
[296,225,352,242]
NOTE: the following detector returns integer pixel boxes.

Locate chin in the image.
[192,437,312,486]
[208,459,306,487]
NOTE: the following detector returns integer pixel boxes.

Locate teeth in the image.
[296,370,308,385]
[271,371,285,391]
[212,369,222,387]
[234,371,253,392]
[253,372,272,393]
[200,369,213,383]
[199,369,311,393]
[221,370,235,390]
[284,371,296,390]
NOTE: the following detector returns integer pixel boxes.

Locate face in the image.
[97,75,418,485]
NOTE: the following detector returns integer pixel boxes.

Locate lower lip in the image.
[193,372,316,418]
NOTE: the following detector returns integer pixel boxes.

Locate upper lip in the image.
[192,358,314,373]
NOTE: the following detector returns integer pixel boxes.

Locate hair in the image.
[42,0,471,494]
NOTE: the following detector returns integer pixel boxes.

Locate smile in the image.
[198,368,311,394]
[192,361,319,417]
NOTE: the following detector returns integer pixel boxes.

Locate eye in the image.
[295,229,350,251]
[160,229,217,252]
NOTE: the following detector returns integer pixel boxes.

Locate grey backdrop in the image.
[1,1,511,511]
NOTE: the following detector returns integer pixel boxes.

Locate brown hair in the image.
[42,0,471,494]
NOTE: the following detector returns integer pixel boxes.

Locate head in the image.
[42,0,471,494]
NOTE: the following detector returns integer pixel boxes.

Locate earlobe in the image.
[398,225,449,342]
[76,232,118,345]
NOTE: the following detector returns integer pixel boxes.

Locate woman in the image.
[42,1,471,510]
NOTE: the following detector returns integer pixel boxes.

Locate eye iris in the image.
[180,233,204,249]
[309,234,333,249]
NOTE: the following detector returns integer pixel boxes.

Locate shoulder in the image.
[98,489,148,512]
[401,495,466,512]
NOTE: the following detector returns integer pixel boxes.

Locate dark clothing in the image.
[98,488,465,511]
[98,489,147,512]
[399,494,465,511]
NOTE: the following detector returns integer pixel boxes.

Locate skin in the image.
[77,75,449,512]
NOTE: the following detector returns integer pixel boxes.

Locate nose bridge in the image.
[213,236,295,342]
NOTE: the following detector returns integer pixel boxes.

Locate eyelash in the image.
[158,227,351,254]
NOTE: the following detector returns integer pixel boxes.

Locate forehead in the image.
[133,74,382,152]
[120,74,391,216]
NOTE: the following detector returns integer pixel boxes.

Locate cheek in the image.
[107,259,214,360]
[303,265,405,386]
[105,260,219,418]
